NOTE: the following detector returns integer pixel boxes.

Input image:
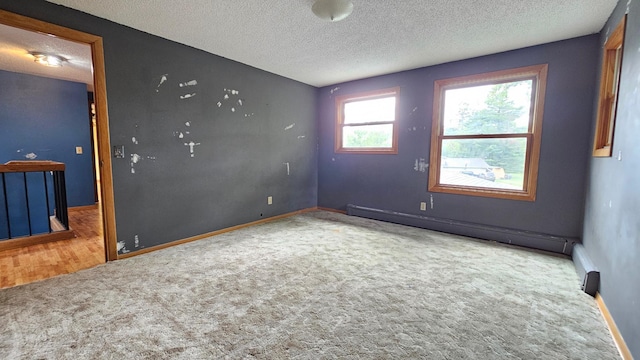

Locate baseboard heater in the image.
[346,204,577,255]
[571,244,599,296]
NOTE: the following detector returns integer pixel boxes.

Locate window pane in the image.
[343,124,393,148]
[443,81,532,135]
[440,138,527,190]
[344,97,395,124]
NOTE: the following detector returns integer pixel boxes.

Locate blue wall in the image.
[583,0,640,356]
[0,70,94,237]
[318,36,599,244]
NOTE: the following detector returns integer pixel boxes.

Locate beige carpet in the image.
[0,211,619,359]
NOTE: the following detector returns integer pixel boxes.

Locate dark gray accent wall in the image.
[583,0,640,356]
[318,36,599,243]
[0,0,318,254]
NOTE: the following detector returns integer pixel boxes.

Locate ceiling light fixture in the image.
[31,52,66,67]
[312,0,353,22]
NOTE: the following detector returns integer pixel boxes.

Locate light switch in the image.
[75,146,83,154]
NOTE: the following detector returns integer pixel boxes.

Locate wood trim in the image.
[0,230,75,252]
[0,161,65,173]
[317,207,347,214]
[92,37,118,262]
[593,15,627,157]
[118,208,321,259]
[595,293,633,360]
[68,204,99,212]
[334,86,400,155]
[0,10,117,262]
[428,64,548,202]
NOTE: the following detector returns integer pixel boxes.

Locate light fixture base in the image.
[31,52,66,67]
[312,0,353,22]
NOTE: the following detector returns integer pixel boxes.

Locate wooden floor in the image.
[0,206,105,289]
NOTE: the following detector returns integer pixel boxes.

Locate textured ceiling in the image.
[8,1,619,88]
[0,22,93,89]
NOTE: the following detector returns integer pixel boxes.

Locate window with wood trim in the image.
[335,87,400,154]
[593,15,626,157]
[428,64,548,201]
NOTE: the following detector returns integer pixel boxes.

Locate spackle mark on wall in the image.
[217,88,244,113]
[330,87,340,94]
[24,152,37,160]
[130,153,142,174]
[180,93,196,99]
[284,123,295,131]
[134,235,139,248]
[132,137,138,144]
[184,141,201,157]
[414,158,427,173]
[430,194,434,209]
[16,149,23,153]
[185,122,191,127]
[156,74,168,92]
[298,135,306,139]
[173,131,185,139]
[284,162,290,175]
[179,80,198,87]
[117,241,129,253]
[244,113,255,118]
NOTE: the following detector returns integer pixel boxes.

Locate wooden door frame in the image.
[0,9,118,261]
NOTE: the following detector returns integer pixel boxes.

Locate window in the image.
[335,87,400,154]
[593,15,626,157]
[428,64,548,201]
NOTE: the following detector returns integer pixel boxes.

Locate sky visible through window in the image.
[344,97,395,124]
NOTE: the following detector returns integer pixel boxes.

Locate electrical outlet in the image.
[267,196,273,205]
[420,202,427,211]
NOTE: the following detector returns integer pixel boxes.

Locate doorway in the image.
[0,10,117,267]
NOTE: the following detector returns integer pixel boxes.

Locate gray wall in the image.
[318,36,599,242]
[583,0,640,356]
[0,0,318,254]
